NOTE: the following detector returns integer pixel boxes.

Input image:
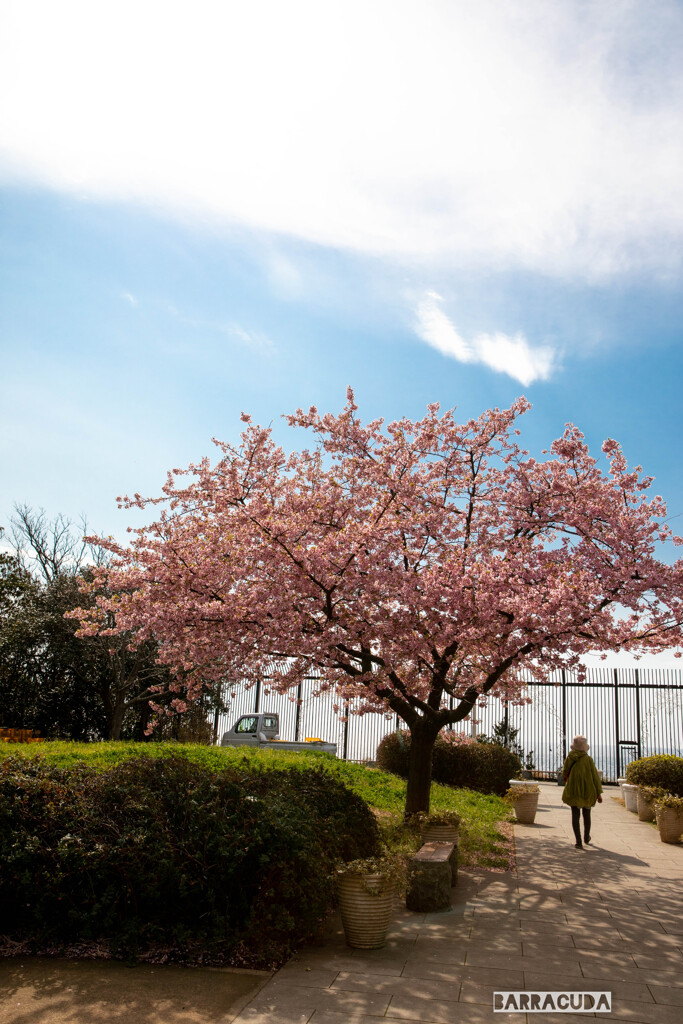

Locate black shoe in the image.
[584,836,591,845]
[574,842,583,849]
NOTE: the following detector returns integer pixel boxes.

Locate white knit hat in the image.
[571,735,589,752]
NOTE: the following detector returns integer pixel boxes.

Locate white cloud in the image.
[226,324,273,351]
[414,292,555,386]
[164,303,274,352]
[121,292,138,307]
[413,292,475,364]
[1,0,683,280]
[475,331,555,386]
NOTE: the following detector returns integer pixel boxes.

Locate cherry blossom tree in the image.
[75,390,683,813]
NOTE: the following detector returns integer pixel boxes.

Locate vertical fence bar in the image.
[254,677,261,715]
[614,668,621,779]
[294,681,302,741]
[635,668,642,761]
[561,670,567,762]
[342,702,350,761]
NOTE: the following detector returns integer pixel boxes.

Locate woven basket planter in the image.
[513,791,539,824]
[622,783,639,813]
[655,807,683,844]
[636,788,656,822]
[338,873,394,949]
[421,823,460,845]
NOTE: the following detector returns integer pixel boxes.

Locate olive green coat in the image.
[561,750,603,808]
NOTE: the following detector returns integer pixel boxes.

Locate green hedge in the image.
[376,731,522,796]
[0,753,380,965]
[624,755,683,796]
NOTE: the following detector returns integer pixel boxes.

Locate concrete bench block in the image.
[406,841,454,913]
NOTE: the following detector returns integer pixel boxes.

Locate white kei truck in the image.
[220,712,337,756]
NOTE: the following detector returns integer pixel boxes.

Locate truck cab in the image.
[223,713,280,745]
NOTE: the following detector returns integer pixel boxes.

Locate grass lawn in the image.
[2,740,515,870]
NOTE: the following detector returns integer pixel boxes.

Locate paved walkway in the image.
[233,782,683,1024]
[1,785,680,1022]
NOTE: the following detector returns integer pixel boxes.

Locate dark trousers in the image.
[571,806,591,843]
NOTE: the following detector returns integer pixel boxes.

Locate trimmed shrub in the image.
[0,753,380,965]
[376,730,522,796]
[625,755,683,796]
[374,729,412,777]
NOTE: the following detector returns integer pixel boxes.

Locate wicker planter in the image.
[655,807,683,845]
[338,873,394,949]
[513,791,539,824]
[636,787,656,822]
[422,823,460,845]
[622,783,639,813]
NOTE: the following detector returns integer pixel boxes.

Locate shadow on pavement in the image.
[0,957,270,1024]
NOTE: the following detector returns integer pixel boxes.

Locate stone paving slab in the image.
[597,1000,683,1023]
[233,782,683,1024]
[308,1013,395,1024]
[631,951,683,971]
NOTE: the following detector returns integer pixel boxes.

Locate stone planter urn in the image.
[655,806,683,845]
[622,783,639,813]
[636,787,656,822]
[422,822,460,844]
[338,872,394,949]
[513,790,540,824]
[505,784,540,824]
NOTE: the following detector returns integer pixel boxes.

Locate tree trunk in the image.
[108,691,126,740]
[404,718,441,817]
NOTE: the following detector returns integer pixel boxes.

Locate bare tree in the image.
[10,504,106,582]
[5,505,223,740]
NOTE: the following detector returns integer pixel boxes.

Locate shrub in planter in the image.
[337,851,406,949]
[636,785,662,822]
[625,755,683,797]
[376,731,521,796]
[653,793,683,844]
[504,783,540,824]
[410,809,461,836]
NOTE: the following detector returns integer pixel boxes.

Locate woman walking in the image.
[562,735,603,848]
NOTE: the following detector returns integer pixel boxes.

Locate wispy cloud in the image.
[414,292,555,386]
[225,324,273,350]
[121,291,138,307]
[1,1,683,281]
[165,304,274,352]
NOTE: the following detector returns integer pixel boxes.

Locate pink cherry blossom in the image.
[73,391,683,813]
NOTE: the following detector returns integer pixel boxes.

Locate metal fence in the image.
[214,666,683,783]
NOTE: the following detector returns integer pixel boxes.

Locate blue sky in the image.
[1,1,682,661]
